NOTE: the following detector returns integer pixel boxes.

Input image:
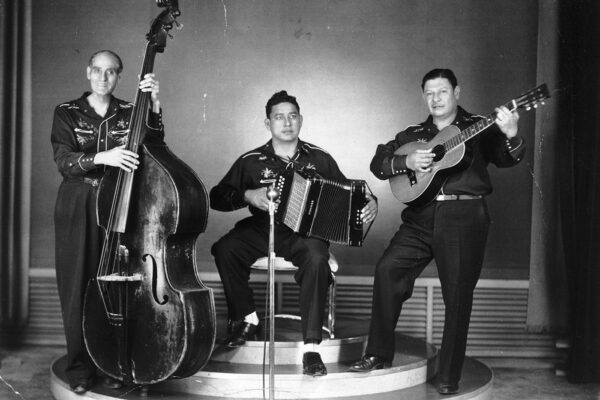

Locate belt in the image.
[435,194,482,201]
[83,177,100,187]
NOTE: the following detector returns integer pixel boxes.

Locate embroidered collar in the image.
[77,92,120,118]
[261,139,311,160]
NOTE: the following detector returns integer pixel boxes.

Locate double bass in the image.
[82,0,216,385]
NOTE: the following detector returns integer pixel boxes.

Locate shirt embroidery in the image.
[108,129,130,145]
[261,168,276,179]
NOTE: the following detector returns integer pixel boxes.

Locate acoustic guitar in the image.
[389,84,550,206]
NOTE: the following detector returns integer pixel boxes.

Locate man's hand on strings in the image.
[406,149,435,173]
[495,106,519,138]
[94,145,139,172]
[139,73,160,113]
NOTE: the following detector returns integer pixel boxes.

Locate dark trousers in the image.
[211,216,331,342]
[365,198,490,385]
[54,181,101,386]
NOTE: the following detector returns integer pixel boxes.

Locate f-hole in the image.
[142,254,169,305]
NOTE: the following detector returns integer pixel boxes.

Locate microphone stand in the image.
[266,186,279,400]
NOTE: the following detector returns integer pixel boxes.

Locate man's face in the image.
[422,77,460,121]
[265,102,303,144]
[86,52,121,97]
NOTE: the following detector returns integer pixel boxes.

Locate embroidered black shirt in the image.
[50,92,164,180]
[370,106,526,196]
[210,139,346,218]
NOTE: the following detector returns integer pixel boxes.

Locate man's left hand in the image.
[361,194,378,225]
[139,73,160,113]
[495,106,519,138]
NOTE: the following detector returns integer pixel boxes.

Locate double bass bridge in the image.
[97,273,143,282]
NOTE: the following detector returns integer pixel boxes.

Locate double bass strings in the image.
[96,44,158,316]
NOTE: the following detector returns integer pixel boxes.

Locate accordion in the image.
[274,169,371,247]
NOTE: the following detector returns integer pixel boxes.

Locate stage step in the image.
[49,318,493,399]
[209,317,369,365]
[155,334,436,399]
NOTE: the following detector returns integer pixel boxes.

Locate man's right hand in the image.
[244,187,270,211]
[94,145,140,172]
[406,149,435,173]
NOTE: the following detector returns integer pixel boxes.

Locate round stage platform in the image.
[50,318,493,400]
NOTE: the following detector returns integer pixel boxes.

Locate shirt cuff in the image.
[147,110,163,130]
[505,136,524,153]
[391,154,408,175]
[77,153,97,171]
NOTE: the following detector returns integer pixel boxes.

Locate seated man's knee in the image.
[211,235,237,259]
[308,250,329,267]
[296,251,330,281]
[210,239,223,258]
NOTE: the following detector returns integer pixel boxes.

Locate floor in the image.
[0,345,599,400]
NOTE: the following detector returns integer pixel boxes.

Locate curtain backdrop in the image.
[558,0,600,384]
[0,0,32,334]
[527,0,569,334]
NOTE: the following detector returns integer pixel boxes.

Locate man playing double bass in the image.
[51,50,162,395]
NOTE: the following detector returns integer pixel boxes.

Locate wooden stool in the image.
[250,252,338,339]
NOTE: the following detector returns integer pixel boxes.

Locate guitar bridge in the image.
[407,170,417,186]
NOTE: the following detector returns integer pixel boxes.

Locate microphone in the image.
[266,186,280,202]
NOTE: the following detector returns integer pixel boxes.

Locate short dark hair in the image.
[88,50,123,74]
[421,68,458,90]
[265,90,300,118]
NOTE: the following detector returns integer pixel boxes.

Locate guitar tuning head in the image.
[525,105,531,111]
[533,103,538,108]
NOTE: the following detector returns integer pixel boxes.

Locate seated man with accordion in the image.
[210,90,377,376]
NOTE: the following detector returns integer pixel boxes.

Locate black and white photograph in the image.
[0,0,599,399]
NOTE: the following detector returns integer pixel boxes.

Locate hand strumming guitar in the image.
[406,149,435,173]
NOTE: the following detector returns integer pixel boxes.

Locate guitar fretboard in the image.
[443,99,517,152]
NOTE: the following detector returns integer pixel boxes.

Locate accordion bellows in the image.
[274,168,369,247]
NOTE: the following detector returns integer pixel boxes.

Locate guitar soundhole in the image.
[432,145,445,162]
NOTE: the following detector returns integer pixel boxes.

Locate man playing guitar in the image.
[349,68,526,395]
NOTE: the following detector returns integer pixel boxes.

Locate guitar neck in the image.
[444,99,517,152]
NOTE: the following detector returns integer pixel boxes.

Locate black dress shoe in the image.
[303,352,327,376]
[102,376,123,389]
[437,383,459,395]
[223,321,259,348]
[348,354,390,372]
